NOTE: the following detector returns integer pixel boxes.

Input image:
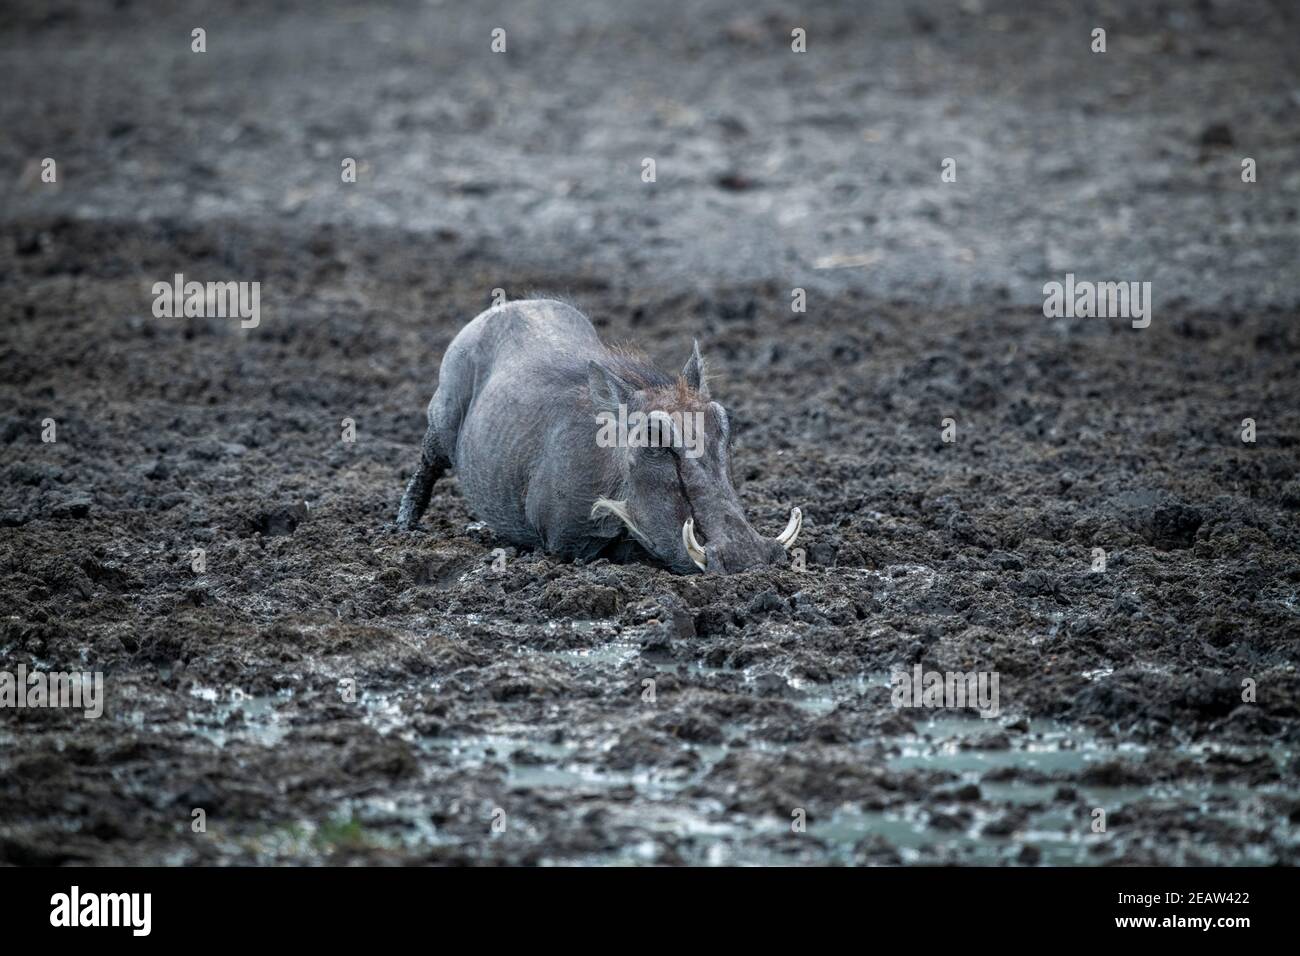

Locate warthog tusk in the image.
[775,507,802,549]
[591,498,641,538]
[682,518,707,571]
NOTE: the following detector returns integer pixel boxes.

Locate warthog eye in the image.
[639,441,675,460]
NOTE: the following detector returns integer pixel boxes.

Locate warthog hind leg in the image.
[397,421,450,530]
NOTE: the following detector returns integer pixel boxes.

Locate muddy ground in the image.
[1,0,1299,865]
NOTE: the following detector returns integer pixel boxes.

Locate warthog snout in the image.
[683,508,800,574]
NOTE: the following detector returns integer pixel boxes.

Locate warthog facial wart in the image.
[397,299,801,574]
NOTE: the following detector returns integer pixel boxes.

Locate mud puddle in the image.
[143,640,1295,865]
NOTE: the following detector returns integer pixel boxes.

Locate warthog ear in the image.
[682,340,709,397]
[588,360,634,414]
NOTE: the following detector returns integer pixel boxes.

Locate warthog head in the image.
[588,342,801,574]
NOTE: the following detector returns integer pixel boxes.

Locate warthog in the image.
[397,299,801,574]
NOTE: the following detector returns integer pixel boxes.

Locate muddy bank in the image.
[2,214,1297,864]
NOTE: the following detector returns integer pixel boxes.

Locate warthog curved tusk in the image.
[775,507,802,549]
[682,518,707,571]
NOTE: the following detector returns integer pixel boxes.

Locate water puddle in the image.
[127,640,1297,864]
[182,685,294,748]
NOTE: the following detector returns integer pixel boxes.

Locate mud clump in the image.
[542,582,623,619]
[1148,503,1203,550]
[248,502,309,537]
